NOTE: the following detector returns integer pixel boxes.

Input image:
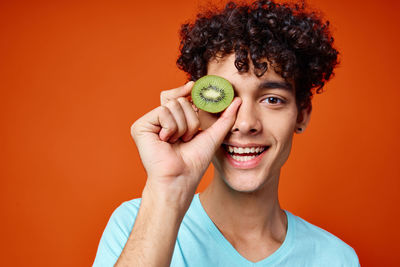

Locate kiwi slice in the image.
[191,75,234,113]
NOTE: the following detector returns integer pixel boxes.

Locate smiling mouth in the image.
[222,144,269,162]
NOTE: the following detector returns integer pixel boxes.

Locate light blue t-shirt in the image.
[93,194,360,266]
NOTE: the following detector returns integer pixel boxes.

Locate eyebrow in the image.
[258,81,294,92]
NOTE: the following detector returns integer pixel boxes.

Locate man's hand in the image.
[131,81,241,209]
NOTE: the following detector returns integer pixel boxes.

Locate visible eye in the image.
[262,96,285,105]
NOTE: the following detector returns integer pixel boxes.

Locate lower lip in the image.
[223,147,268,169]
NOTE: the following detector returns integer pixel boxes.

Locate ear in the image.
[295,104,312,134]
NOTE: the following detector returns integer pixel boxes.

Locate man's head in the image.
[176,0,339,192]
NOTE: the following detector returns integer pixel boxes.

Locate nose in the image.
[231,99,262,135]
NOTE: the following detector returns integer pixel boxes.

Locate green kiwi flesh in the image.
[191,75,234,113]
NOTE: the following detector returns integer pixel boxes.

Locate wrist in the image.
[142,181,195,219]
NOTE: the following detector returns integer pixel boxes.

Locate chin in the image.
[221,172,267,193]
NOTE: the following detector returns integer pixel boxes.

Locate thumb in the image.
[191,97,242,151]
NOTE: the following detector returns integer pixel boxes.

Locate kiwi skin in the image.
[191,75,234,113]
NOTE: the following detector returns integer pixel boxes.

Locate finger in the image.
[163,99,188,143]
[160,81,194,105]
[190,97,242,150]
[131,105,178,144]
[157,106,178,142]
[177,97,200,142]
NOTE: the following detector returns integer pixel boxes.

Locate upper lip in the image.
[222,142,269,148]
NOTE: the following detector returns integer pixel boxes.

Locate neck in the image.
[199,171,287,242]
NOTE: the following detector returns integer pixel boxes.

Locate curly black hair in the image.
[176,0,339,110]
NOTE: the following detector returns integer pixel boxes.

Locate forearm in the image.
[115,185,189,267]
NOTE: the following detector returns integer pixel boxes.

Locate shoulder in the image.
[93,198,142,266]
[108,198,143,237]
[287,211,360,266]
[106,198,142,232]
[114,198,142,219]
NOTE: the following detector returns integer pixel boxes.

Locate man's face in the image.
[199,54,307,193]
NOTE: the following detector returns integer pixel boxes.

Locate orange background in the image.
[1,0,399,266]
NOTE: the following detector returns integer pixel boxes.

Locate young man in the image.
[94,0,360,266]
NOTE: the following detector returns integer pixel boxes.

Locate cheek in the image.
[198,110,219,130]
[267,111,298,142]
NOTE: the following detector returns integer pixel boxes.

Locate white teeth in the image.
[231,155,257,161]
[226,145,266,154]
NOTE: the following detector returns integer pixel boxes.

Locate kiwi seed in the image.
[191,75,234,113]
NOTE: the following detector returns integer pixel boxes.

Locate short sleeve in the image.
[92,199,141,267]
